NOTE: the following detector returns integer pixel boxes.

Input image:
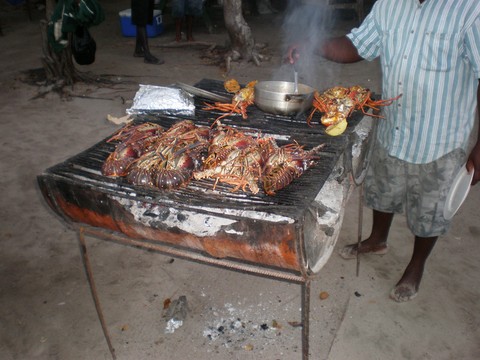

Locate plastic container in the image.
[119,9,163,37]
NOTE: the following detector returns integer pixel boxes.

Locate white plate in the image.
[443,164,473,220]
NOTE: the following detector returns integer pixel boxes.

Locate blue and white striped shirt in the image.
[347,0,480,163]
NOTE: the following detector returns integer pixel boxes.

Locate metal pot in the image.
[254,81,316,116]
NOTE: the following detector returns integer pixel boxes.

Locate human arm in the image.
[287,0,385,65]
[466,80,480,186]
[287,36,363,64]
[317,36,364,63]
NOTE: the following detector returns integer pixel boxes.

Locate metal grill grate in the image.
[42,79,362,218]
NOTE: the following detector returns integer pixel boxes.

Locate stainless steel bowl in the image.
[254,81,316,116]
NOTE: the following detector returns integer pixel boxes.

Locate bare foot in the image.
[338,241,388,260]
[144,54,164,65]
[390,263,424,302]
[390,282,418,302]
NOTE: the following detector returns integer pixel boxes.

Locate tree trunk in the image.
[223,0,262,70]
[40,20,81,86]
[46,0,55,18]
[41,0,81,86]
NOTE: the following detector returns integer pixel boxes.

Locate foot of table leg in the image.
[78,228,117,360]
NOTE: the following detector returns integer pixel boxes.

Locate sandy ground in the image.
[1,1,480,359]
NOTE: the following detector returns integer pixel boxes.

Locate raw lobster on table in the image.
[102,120,210,190]
[126,120,210,189]
[101,122,165,177]
[307,85,401,136]
[193,124,274,194]
[194,123,325,196]
[102,120,325,195]
[203,79,257,122]
[262,142,324,196]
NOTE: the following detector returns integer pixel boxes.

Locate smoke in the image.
[272,1,337,88]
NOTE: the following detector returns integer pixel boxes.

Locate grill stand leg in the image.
[77,226,312,360]
[78,228,117,360]
[356,184,363,277]
[302,280,311,360]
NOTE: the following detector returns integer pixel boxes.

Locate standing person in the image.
[172,0,204,42]
[246,0,259,16]
[132,0,164,64]
[288,0,480,302]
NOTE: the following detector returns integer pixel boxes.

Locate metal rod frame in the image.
[78,228,117,360]
[76,226,313,360]
[356,184,364,277]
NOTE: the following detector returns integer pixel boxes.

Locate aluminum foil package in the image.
[126,84,195,116]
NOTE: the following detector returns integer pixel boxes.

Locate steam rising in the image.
[273,1,339,89]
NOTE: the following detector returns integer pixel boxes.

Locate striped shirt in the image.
[347,0,480,163]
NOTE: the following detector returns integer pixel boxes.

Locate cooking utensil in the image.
[293,63,299,94]
[174,82,231,103]
[254,80,315,116]
[295,91,315,119]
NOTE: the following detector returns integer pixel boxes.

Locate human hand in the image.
[466,143,480,185]
[286,43,302,64]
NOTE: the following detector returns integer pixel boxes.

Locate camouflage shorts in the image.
[363,143,466,237]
